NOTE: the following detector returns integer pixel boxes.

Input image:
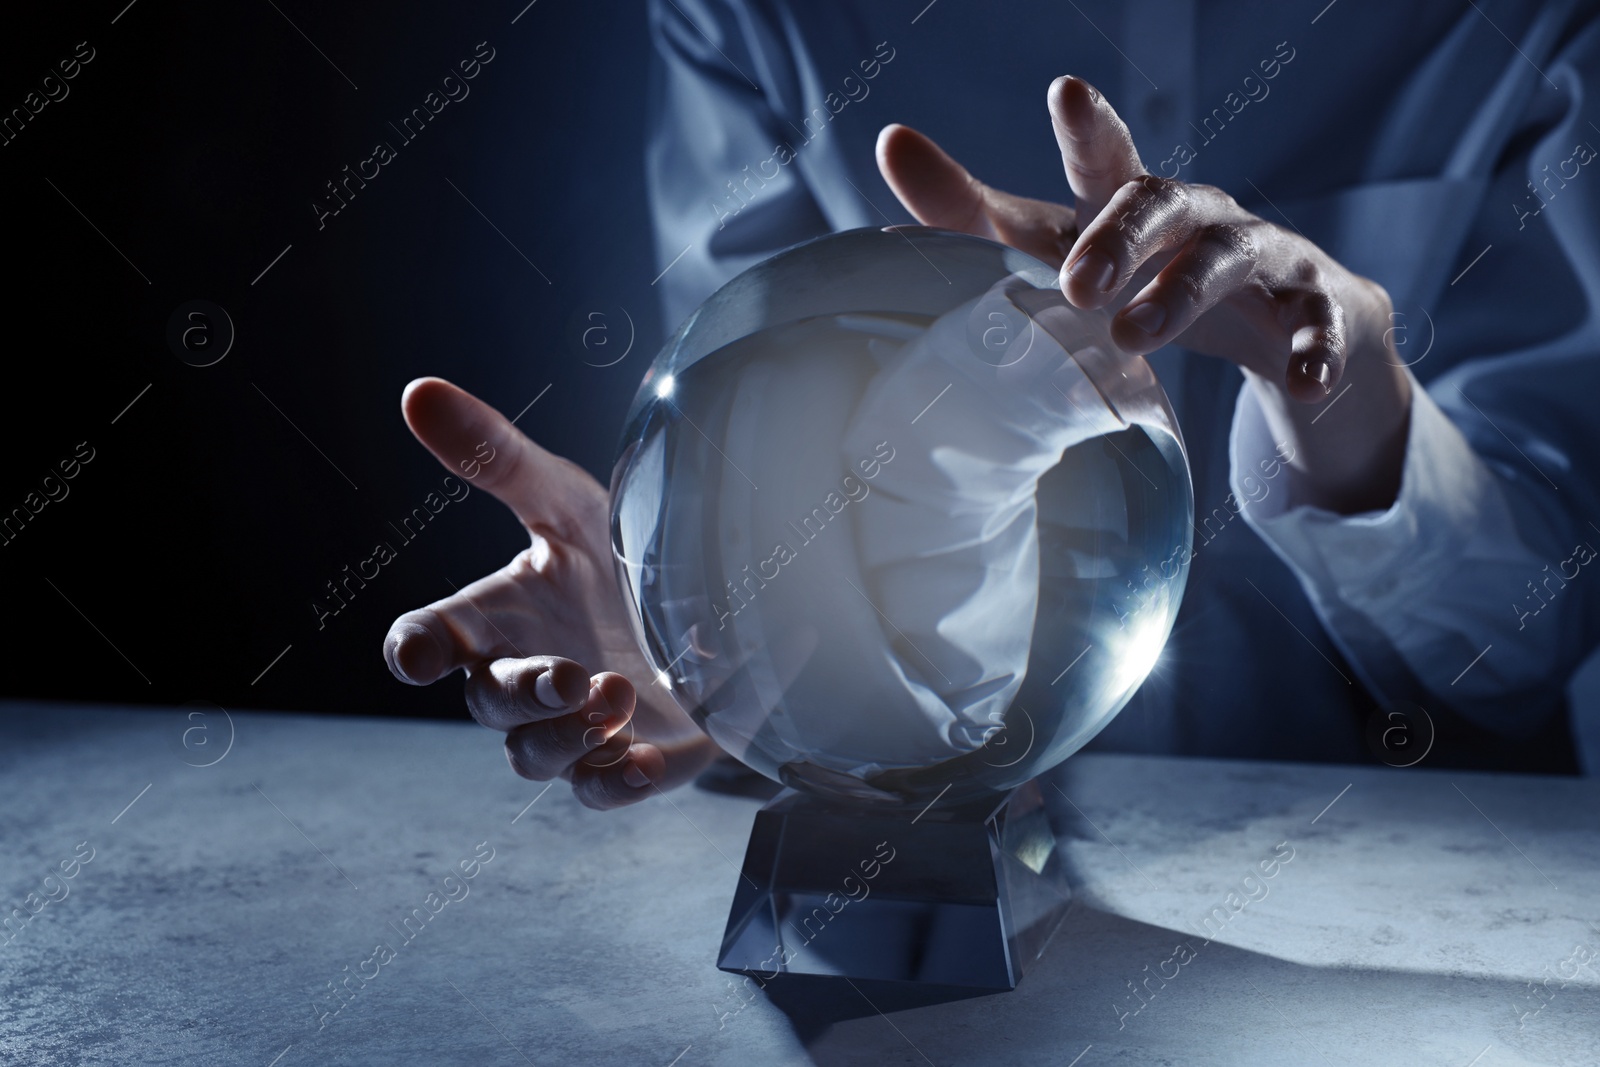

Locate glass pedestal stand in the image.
[717,780,1070,991]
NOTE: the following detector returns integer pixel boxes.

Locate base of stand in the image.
[717,780,1069,991]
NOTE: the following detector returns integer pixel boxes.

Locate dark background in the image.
[1,1,661,720]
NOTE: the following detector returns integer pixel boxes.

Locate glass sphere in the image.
[611,227,1192,807]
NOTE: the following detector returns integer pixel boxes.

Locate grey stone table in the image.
[2,702,1597,1066]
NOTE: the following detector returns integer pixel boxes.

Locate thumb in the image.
[875,123,1078,267]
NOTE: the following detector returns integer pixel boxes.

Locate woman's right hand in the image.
[382,377,719,809]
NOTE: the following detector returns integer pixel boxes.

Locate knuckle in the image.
[1166,269,1208,308]
[1326,298,1349,335]
[1127,174,1162,198]
[1191,183,1237,210]
[1302,286,1339,318]
[1109,177,1192,245]
[575,786,612,811]
[504,734,541,779]
[1157,177,1191,210]
[1137,176,1189,216]
[1289,258,1323,288]
[574,771,626,810]
[1120,175,1182,208]
[464,672,504,724]
[1108,178,1143,214]
[504,722,579,781]
[1199,222,1257,261]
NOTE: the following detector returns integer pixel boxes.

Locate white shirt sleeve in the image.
[1229,369,1591,737]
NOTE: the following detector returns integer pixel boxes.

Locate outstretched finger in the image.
[876,124,1078,265]
[1048,75,1146,219]
[400,377,602,541]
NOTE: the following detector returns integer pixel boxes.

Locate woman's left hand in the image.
[877,75,1413,514]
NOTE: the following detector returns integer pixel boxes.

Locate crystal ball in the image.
[611,227,1193,806]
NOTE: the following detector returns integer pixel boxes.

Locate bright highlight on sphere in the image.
[611,227,1194,806]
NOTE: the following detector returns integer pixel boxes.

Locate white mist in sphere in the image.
[611,227,1192,806]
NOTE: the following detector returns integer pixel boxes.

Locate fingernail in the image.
[1298,358,1332,391]
[1067,249,1115,292]
[624,761,651,789]
[1124,301,1167,335]
[534,671,565,709]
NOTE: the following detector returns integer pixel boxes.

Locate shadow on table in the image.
[756,973,992,1044]
[756,901,1598,1065]
[742,770,1600,1066]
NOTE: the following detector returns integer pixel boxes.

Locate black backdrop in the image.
[1,2,662,720]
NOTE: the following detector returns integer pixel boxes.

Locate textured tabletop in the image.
[1,702,1596,1066]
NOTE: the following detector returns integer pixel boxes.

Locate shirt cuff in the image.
[1228,369,1502,616]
